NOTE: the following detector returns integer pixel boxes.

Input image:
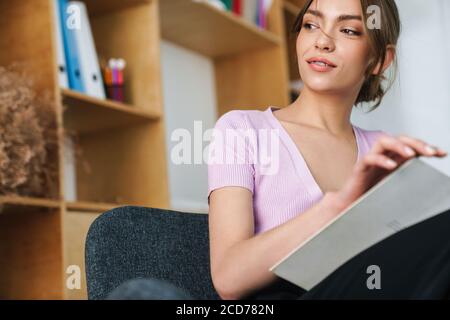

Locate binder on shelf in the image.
[58,0,85,93]
[232,0,241,15]
[258,0,264,28]
[53,0,68,88]
[242,0,259,26]
[201,0,272,30]
[220,0,233,11]
[70,1,106,99]
[261,0,273,29]
[195,0,226,11]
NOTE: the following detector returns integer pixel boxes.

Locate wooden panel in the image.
[0,0,62,200]
[0,207,63,299]
[62,89,160,134]
[81,0,151,17]
[214,0,290,115]
[284,0,308,10]
[284,1,301,16]
[159,0,281,58]
[0,0,58,97]
[64,210,101,300]
[66,201,120,213]
[0,196,61,211]
[283,3,301,81]
[88,1,163,114]
[75,122,170,208]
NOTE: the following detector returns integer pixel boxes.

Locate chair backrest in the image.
[85,206,220,300]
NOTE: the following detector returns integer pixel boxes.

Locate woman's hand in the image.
[328,134,448,213]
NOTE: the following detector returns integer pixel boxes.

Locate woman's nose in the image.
[315,30,335,52]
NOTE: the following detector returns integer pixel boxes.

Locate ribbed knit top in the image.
[207,106,385,235]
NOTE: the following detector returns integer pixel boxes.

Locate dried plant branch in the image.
[0,65,59,198]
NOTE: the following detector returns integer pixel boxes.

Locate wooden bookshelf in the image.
[160,0,281,58]
[0,0,300,299]
[0,0,64,300]
[62,88,160,134]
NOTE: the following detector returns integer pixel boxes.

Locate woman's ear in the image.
[372,45,396,75]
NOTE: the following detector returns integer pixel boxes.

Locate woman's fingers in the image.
[371,135,417,159]
[357,153,399,172]
[397,135,447,157]
[372,134,447,159]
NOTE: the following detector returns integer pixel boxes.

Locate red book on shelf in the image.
[232,0,241,16]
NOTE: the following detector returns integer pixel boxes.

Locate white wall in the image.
[352,0,450,175]
[160,40,218,213]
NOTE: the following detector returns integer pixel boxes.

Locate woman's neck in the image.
[284,86,357,137]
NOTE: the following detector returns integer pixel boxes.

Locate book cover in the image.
[270,157,450,290]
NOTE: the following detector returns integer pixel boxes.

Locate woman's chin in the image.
[303,81,340,94]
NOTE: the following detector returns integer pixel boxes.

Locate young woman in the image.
[207,0,449,300]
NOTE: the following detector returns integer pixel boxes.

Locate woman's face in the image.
[297,0,372,97]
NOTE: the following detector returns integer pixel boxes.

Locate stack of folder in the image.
[54,0,106,100]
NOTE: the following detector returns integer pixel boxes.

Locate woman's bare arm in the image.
[208,186,343,300]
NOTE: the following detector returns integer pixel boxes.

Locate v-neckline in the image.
[265,106,361,199]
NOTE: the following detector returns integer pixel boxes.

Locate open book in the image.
[270,157,450,291]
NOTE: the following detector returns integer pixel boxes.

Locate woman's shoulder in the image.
[355,126,389,146]
[213,108,271,131]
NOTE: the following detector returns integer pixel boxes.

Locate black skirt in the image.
[246,207,450,300]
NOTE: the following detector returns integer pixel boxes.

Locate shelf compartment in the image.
[68,122,168,207]
[0,206,63,299]
[86,1,163,115]
[62,89,160,134]
[160,0,281,58]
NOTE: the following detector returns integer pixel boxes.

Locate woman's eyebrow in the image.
[305,9,363,22]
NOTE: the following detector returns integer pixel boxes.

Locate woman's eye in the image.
[303,23,318,30]
[341,29,362,36]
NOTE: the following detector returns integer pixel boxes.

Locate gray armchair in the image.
[85,206,220,300]
[85,205,304,300]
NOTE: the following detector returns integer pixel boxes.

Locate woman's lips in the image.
[307,61,336,72]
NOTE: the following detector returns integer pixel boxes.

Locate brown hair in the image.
[292,0,401,111]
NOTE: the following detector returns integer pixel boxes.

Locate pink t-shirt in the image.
[207,106,386,235]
